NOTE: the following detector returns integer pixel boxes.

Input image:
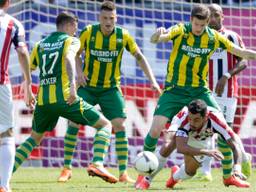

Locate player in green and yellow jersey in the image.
[58,1,161,184]
[135,4,256,190]
[13,11,119,184]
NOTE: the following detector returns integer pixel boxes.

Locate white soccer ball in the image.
[134,151,159,176]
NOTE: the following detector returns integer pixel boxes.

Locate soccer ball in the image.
[134,151,159,176]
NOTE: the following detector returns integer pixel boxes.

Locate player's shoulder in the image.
[207,106,225,120]
[222,27,240,36]
[117,26,134,40]
[206,27,220,39]
[4,13,24,30]
[80,24,93,35]
[116,25,129,35]
[221,27,242,43]
[168,22,184,32]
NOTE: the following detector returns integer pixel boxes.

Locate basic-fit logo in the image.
[181,45,211,58]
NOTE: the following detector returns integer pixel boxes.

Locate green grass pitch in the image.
[11,168,255,192]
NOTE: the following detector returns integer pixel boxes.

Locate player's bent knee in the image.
[150,127,164,138]
[31,131,44,145]
[111,118,125,132]
[93,117,111,130]
[184,155,200,176]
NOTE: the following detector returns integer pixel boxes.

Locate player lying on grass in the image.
[165,99,250,189]
[13,11,118,184]
[136,100,250,190]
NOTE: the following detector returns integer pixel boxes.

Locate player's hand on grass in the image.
[67,84,77,105]
[215,76,228,96]
[206,149,224,161]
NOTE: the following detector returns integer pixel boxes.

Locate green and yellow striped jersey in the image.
[30,32,80,106]
[79,24,138,88]
[165,23,234,88]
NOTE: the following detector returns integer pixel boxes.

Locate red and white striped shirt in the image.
[172,106,235,141]
[0,9,26,84]
[208,27,244,98]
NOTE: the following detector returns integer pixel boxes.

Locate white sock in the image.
[147,150,167,182]
[173,164,192,181]
[0,137,15,191]
[200,156,212,175]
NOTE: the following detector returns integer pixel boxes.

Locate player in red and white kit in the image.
[0,0,35,191]
[194,4,251,181]
[165,99,250,189]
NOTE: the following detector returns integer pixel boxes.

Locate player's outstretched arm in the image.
[133,48,161,94]
[150,27,169,43]
[230,45,256,60]
[176,134,224,160]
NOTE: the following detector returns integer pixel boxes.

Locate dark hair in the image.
[101,1,116,11]
[191,4,210,20]
[0,0,8,7]
[56,11,78,28]
[188,99,207,117]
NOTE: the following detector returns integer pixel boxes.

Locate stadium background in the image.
[7,0,256,168]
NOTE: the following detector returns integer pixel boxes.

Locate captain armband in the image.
[176,130,188,137]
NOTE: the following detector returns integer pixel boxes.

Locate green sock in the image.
[218,136,233,179]
[63,126,79,169]
[13,137,37,173]
[92,128,111,164]
[144,133,158,152]
[115,131,128,175]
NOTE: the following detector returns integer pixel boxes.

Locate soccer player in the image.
[135,4,256,189]
[165,99,250,189]
[194,3,251,181]
[13,11,118,184]
[57,1,161,183]
[0,0,35,191]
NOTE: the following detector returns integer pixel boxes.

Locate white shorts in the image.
[0,84,14,134]
[214,96,237,124]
